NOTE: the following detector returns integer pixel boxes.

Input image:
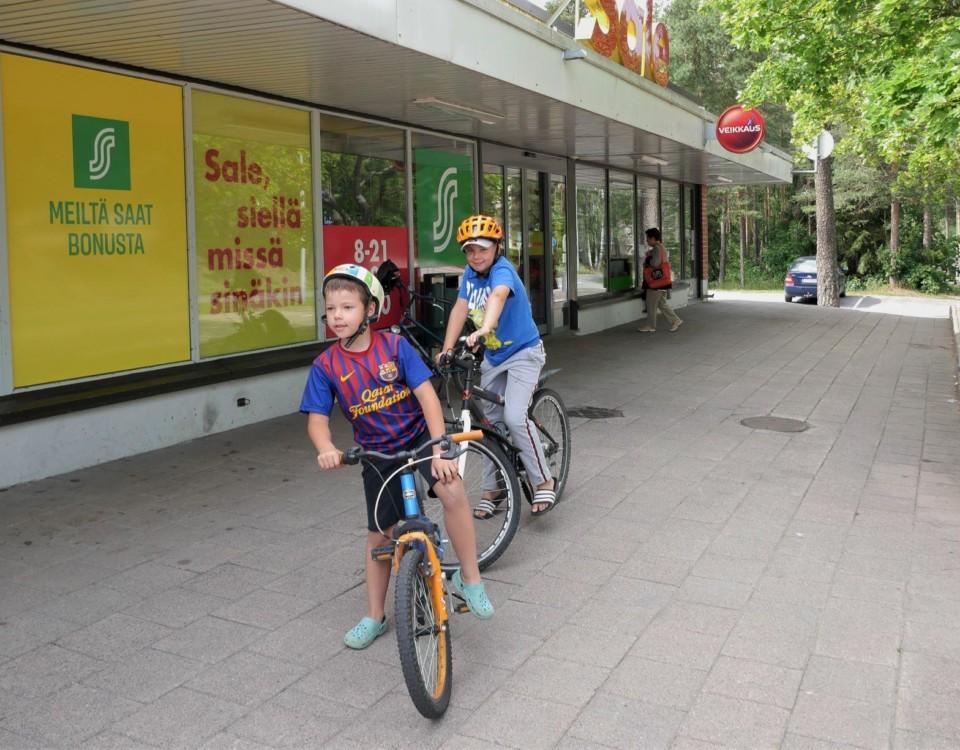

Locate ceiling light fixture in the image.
[710,175,733,183]
[637,154,669,166]
[412,97,504,125]
[562,48,588,61]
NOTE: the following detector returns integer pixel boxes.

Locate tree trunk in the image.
[739,213,747,288]
[815,153,839,307]
[922,206,932,251]
[889,198,900,288]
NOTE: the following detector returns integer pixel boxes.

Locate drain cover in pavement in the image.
[740,416,809,432]
[568,406,624,419]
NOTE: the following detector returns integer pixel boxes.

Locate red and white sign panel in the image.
[322,225,409,330]
[716,105,766,154]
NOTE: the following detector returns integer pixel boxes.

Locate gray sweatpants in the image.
[480,342,552,490]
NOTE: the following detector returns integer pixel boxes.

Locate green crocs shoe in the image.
[343,616,387,649]
[451,569,494,619]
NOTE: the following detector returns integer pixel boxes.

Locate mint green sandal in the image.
[451,569,494,619]
[343,616,387,649]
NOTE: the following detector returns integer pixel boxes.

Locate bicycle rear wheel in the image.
[530,388,571,500]
[394,548,451,718]
[421,438,521,573]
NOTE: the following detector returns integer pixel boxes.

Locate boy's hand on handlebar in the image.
[435,349,452,367]
[465,328,489,350]
[316,447,343,470]
[431,455,459,485]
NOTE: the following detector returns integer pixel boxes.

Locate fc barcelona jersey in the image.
[299,331,433,451]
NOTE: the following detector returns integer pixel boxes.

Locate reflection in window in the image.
[319,116,407,331]
[319,116,405,227]
[661,180,681,274]
[505,167,522,272]
[638,176,659,237]
[482,164,505,230]
[684,184,697,282]
[609,171,636,291]
[575,165,606,298]
[550,174,568,326]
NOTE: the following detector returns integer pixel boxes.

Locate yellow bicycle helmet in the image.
[456,214,504,247]
[322,263,386,322]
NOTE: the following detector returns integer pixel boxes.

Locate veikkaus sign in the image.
[715,105,766,154]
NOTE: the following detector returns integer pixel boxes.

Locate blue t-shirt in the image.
[299,331,433,451]
[458,256,541,366]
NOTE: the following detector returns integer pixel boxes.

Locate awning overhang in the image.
[0,0,794,186]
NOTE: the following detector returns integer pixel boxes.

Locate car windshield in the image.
[793,260,817,272]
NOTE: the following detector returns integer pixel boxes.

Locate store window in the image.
[320,115,407,328]
[505,167,523,272]
[482,163,505,231]
[684,184,697,282]
[638,176,659,237]
[609,171,636,291]
[575,165,607,298]
[661,181,681,275]
[549,173,568,326]
[193,90,316,358]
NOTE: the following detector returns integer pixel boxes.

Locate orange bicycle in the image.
[342,430,484,718]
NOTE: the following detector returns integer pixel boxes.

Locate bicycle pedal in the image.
[454,602,471,614]
[370,545,393,561]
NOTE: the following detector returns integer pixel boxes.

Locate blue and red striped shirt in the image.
[300,331,433,451]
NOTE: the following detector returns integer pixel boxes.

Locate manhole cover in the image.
[568,406,624,419]
[740,416,810,432]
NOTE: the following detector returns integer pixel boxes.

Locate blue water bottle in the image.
[400,472,419,518]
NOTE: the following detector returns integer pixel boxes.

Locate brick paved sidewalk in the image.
[1,299,958,749]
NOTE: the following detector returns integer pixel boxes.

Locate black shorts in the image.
[361,432,437,533]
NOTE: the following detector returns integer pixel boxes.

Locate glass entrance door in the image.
[483,161,566,332]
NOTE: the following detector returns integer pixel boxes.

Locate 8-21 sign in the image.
[322,225,409,328]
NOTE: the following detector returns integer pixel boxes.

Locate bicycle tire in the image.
[421,438,521,573]
[529,387,572,500]
[394,548,451,718]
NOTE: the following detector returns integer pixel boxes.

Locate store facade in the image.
[0,0,792,485]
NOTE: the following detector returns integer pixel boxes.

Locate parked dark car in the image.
[784,256,846,302]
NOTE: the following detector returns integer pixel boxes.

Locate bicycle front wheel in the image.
[394,548,451,718]
[530,388,571,500]
[422,438,521,573]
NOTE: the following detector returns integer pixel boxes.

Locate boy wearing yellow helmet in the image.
[438,216,557,516]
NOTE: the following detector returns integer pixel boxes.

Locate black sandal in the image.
[530,488,557,516]
[473,491,507,520]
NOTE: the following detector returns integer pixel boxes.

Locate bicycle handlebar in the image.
[342,430,483,465]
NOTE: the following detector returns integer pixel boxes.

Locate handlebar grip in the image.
[452,430,484,443]
[342,448,361,465]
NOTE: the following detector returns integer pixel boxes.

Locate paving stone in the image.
[461,689,582,749]
[509,654,608,707]
[185,651,307,707]
[603,656,706,709]
[182,564,277,600]
[677,575,754,609]
[0,644,107,699]
[337,690,470,748]
[80,730,165,749]
[152,616,265,665]
[0,612,77,659]
[294,651,402,709]
[722,601,819,669]
[57,613,171,662]
[537,624,635,669]
[800,654,898,705]
[82,647,204,703]
[790,691,894,748]
[211,588,315,629]
[14,561,117,594]
[567,692,685,749]
[199,733,274,750]
[703,655,802,709]
[111,687,246,748]
[681,693,790,748]
[0,684,140,747]
[897,688,960,740]
[102,563,196,598]
[629,620,726,671]
[121,587,228,629]
[227,688,357,748]
[246,618,344,669]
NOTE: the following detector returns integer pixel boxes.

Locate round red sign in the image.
[715,105,766,154]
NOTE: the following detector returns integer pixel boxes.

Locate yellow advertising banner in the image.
[1,54,189,387]
[192,91,315,357]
